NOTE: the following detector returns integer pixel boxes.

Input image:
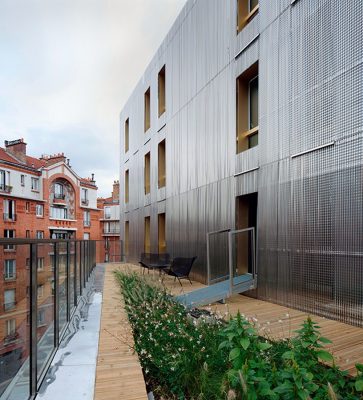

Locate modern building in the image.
[98,181,121,262]
[0,138,102,391]
[119,0,363,326]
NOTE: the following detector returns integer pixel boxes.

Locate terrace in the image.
[1,241,363,400]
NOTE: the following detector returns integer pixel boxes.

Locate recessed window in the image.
[144,87,151,132]
[4,229,15,250]
[4,289,16,311]
[37,285,44,299]
[31,177,40,191]
[158,65,166,117]
[36,204,44,217]
[236,62,259,153]
[21,174,25,186]
[104,207,111,219]
[125,170,129,204]
[4,259,16,280]
[3,199,16,221]
[50,206,68,220]
[144,152,151,195]
[37,257,44,270]
[125,118,129,153]
[158,140,166,188]
[237,0,259,33]
[36,231,44,239]
[158,213,166,254]
[26,230,30,238]
[26,202,30,212]
[54,183,64,199]
[124,221,129,255]
[6,319,16,337]
[81,188,88,206]
[83,210,91,227]
[144,216,150,253]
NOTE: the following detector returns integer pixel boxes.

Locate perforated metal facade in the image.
[119,0,363,326]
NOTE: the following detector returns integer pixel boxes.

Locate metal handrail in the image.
[206,228,231,285]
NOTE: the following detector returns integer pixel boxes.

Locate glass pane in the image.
[58,243,68,334]
[37,243,55,379]
[69,242,75,314]
[0,244,30,399]
[249,76,259,129]
[250,0,258,11]
[248,132,258,149]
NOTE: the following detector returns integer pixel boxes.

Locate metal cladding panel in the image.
[120,0,363,326]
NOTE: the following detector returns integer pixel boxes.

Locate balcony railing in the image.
[103,228,120,234]
[4,273,16,281]
[84,220,91,227]
[104,214,111,220]
[0,238,101,400]
[3,213,16,221]
[81,198,89,206]
[54,193,65,200]
[4,301,16,311]
[0,184,12,193]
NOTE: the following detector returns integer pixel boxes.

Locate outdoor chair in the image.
[163,256,197,286]
[139,253,171,274]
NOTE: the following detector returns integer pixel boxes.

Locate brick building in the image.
[0,138,102,393]
[97,181,121,262]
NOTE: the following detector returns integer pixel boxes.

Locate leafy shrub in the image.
[115,271,362,400]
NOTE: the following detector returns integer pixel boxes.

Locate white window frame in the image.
[21,174,25,186]
[104,207,111,219]
[4,259,16,280]
[36,231,44,239]
[6,319,16,336]
[36,204,44,217]
[37,257,44,270]
[31,177,40,191]
[4,289,16,311]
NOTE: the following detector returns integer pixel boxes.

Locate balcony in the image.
[4,301,16,311]
[52,193,66,205]
[3,213,16,221]
[0,184,12,193]
[81,198,89,206]
[103,228,120,234]
[4,331,19,344]
[4,273,16,281]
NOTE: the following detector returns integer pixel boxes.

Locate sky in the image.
[0,0,186,197]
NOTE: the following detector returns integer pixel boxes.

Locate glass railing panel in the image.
[58,243,68,335]
[0,244,30,400]
[36,243,55,380]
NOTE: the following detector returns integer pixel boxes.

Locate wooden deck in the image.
[118,263,363,376]
[94,265,148,400]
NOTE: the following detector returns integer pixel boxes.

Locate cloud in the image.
[0,0,186,197]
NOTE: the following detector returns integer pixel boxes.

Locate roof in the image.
[25,155,46,169]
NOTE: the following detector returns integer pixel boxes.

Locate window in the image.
[31,177,40,191]
[158,140,166,188]
[26,258,30,269]
[237,0,259,33]
[50,207,68,220]
[125,221,129,255]
[37,257,44,270]
[0,170,11,192]
[158,65,166,117]
[37,285,44,299]
[36,204,44,217]
[104,207,111,219]
[83,233,90,240]
[83,210,91,227]
[21,174,25,186]
[26,230,30,238]
[4,259,16,280]
[144,216,150,253]
[54,183,64,199]
[6,319,16,337]
[37,309,45,326]
[144,87,151,132]
[81,188,88,205]
[236,62,259,153]
[125,170,129,204]
[158,213,166,253]
[125,118,129,153]
[4,229,15,250]
[36,231,44,239]
[4,289,16,311]
[144,152,151,195]
[26,202,30,212]
[3,199,16,221]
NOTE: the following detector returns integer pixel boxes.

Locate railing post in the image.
[74,240,78,307]
[29,243,38,396]
[66,241,70,322]
[54,242,60,347]
[206,233,210,286]
[228,231,233,297]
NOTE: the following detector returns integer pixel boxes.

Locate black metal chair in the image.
[163,256,197,286]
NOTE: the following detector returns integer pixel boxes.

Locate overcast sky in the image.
[0,0,186,197]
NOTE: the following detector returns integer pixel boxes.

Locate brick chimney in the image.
[5,138,27,163]
[112,180,119,202]
[39,153,66,166]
